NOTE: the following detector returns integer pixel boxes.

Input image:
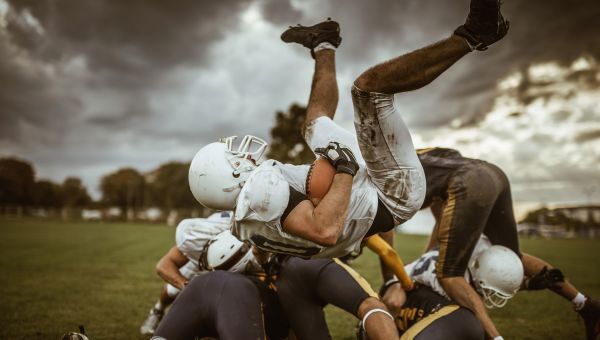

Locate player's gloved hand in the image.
[526,266,565,290]
[314,141,359,176]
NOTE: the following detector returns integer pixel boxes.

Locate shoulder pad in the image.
[236,162,290,222]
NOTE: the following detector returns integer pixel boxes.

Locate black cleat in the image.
[579,297,600,340]
[454,0,509,51]
[281,18,341,57]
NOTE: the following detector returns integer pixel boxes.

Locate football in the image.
[306,157,336,202]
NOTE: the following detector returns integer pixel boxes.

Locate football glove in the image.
[314,141,359,176]
[526,266,565,290]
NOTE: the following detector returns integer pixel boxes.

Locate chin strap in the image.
[362,308,394,332]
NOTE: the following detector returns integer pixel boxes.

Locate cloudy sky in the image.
[1,0,599,216]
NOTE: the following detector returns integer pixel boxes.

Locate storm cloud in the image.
[0,0,598,204]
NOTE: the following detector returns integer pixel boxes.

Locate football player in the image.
[150,271,267,340]
[406,146,600,340]
[187,0,512,260]
[140,211,248,335]
[152,229,289,340]
[379,236,519,340]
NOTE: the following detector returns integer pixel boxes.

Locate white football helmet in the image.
[201,230,255,273]
[188,135,268,210]
[471,245,524,308]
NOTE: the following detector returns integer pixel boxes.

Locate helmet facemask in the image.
[475,282,513,308]
[469,245,523,309]
[220,135,268,192]
[189,135,269,210]
[200,230,255,273]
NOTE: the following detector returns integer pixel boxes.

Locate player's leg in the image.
[305,49,338,126]
[154,271,265,340]
[275,257,333,340]
[481,163,521,255]
[316,259,399,340]
[435,166,501,278]
[280,19,341,127]
[354,0,508,95]
[214,273,267,340]
[433,166,505,338]
[354,35,469,95]
[351,0,509,225]
[281,20,366,165]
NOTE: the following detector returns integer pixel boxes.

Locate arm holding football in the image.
[156,246,190,290]
[282,172,353,246]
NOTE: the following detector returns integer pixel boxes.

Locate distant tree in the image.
[100,168,145,219]
[61,177,91,208]
[32,180,63,209]
[0,157,35,207]
[149,162,198,211]
[267,104,315,165]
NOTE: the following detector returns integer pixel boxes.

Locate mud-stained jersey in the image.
[405,236,492,299]
[232,159,379,259]
[175,215,231,269]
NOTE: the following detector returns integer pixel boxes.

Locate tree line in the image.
[0,104,311,220]
[0,157,199,218]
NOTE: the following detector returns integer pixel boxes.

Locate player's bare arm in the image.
[439,277,501,338]
[520,253,577,298]
[374,231,409,316]
[424,198,443,252]
[377,230,396,282]
[283,140,359,246]
[156,246,190,290]
[283,172,353,246]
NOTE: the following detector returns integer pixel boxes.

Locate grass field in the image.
[0,218,598,340]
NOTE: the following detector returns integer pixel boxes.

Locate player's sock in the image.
[314,42,337,54]
[572,292,587,311]
[154,301,165,312]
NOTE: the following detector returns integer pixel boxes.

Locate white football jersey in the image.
[175,215,231,269]
[172,213,262,290]
[232,159,379,259]
[405,235,492,299]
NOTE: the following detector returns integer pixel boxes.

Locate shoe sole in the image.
[281,21,340,44]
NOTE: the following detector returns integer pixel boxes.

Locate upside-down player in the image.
[188,12,431,259]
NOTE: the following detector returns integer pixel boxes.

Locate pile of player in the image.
[139,1,600,339]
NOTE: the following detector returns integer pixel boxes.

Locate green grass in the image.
[0,218,599,339]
